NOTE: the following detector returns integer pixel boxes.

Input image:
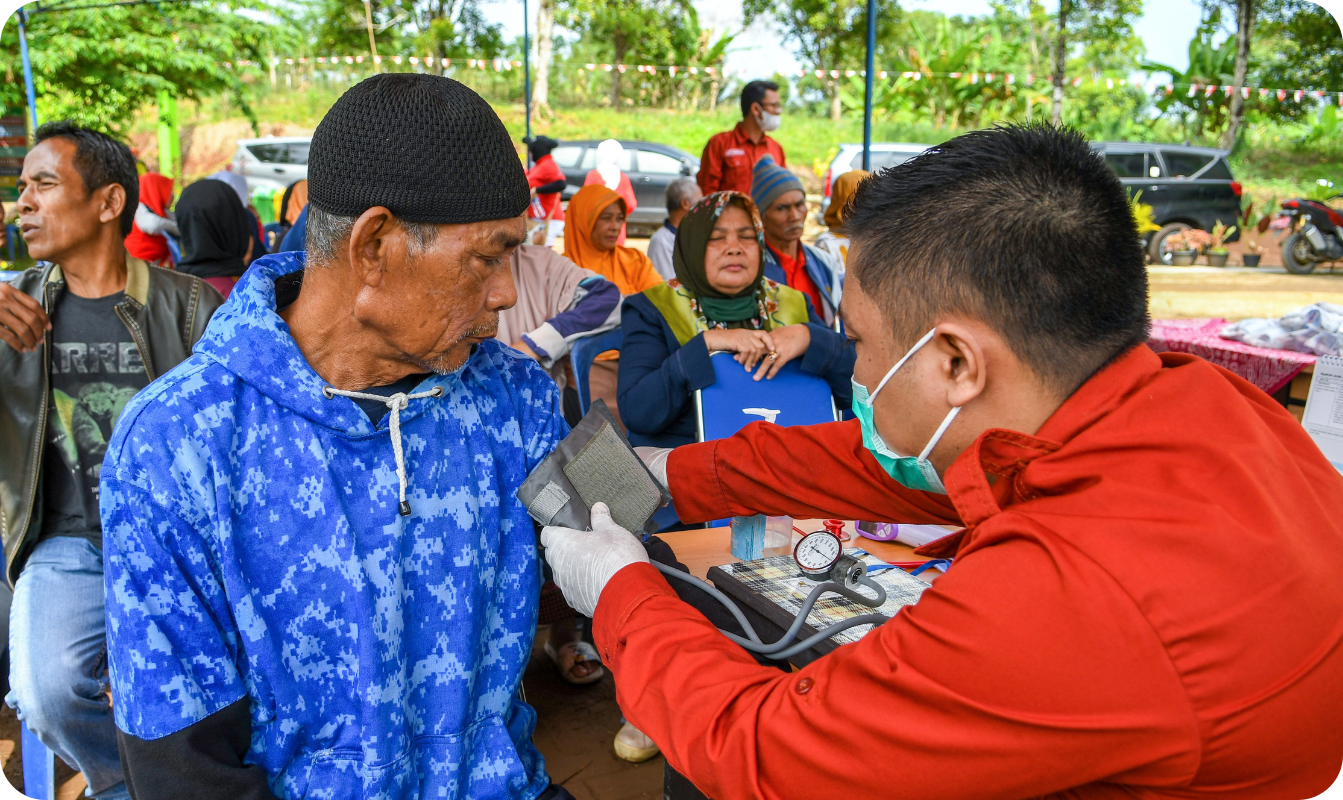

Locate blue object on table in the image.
[730,514,767,561]
[21,721,54,799]
[0,270,21,283]
[695,351,839,443]
[570,326,623,415]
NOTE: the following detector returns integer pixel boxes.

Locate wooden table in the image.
[656,519,945,579]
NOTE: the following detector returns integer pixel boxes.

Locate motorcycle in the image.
[1279,195,1343,275]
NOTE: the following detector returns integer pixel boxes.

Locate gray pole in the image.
[523,0,532,162]
[863,0,875,170]
[18,8,39,132]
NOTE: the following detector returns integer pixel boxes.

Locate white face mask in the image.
[756,109,781,132]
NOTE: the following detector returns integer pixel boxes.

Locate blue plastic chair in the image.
[21,721,54,799]
[569,326,622,416]
[164,234,182,266]
[0,270,21,283]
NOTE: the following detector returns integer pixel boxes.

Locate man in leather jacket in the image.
[0,121,221,800]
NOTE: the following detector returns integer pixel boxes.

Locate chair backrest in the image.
[570,326,623,415]
[695,351,838,442]
[164,233,182,266]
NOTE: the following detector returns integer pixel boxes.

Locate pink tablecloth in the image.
[1147,318,1316,394]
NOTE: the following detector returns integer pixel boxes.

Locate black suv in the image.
[549,140,700,237]
[1092,142,1243,263]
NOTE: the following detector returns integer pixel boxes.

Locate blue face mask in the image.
[851,328,962,495]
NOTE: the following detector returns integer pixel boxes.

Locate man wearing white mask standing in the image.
[697,80,786,196]
[539,125,1343,800]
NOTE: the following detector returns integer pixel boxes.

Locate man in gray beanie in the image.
[99,74,577,800]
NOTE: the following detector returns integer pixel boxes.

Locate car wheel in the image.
[1282,232,1318,275]
[1149,223,1192,265]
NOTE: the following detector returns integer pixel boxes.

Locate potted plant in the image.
[1164,228,1211,266]
[1205,221,1237,267]
[1237,198,1276,267]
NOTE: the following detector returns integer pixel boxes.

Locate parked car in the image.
[819,143,931,219]
[1092,141,1242,264]
[231,136,311,194]
[550,140,699,237]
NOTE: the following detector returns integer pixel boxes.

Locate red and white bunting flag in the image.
[1338,93,1343,106]
[1007,74,1015,84]
[971,73,979,84]
[346,56,355,64]
[986,72,994,82]
[1027,72,1034,83]
[1259,87,1269,98]
[602,64,613,72]
[1294,89,1304,101]
[1188,83,1198,97]
[669,66,677,76]
[1072,77,1082,87]
[442,58,450,67]
[1241,87,1249,98]
[285,58,294,65]
[706,67,716,76]
[879,70,888,79]
[616,64,626,73]
[1312,90,1324,99]
[1106,78,1113,89]
[1278,89,1287,101]
[409,57,418,65]
[913,72,921,81]
[1222,85,1232,96]
[1205,84,1216,97]
[830,70,840,78]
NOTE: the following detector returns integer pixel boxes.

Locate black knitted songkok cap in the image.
[307,73,529,224]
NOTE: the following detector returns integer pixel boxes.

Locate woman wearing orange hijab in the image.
[564,184,663,296]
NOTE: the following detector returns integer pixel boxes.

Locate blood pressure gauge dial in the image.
[794,530,843,579]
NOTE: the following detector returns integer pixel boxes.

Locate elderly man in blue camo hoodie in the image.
[98,75,577,800]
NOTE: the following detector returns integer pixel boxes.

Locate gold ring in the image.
[767,351,778,361]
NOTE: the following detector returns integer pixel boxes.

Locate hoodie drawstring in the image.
[322,385,445,516]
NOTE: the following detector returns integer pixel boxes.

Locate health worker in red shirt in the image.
[525,135,567,248]
[539,124,1343,800]
[697,80,786,196]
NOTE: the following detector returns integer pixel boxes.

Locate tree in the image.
[1144,20,1238,139]
[0,0,289,134]
[1046,0,1142,123]
[743,0,900,121]
[1220,0,1255,148]
[1252,0,1343,120]
[307,0,503,63]
[533,0,556,111]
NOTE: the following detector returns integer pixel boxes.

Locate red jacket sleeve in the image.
[593,526,1199,800]
[667,420,960,525]
[698,135,724,195]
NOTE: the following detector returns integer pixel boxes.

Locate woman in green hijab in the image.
[617,191,855,450]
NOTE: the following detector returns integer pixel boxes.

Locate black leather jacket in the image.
[0,256,223,586]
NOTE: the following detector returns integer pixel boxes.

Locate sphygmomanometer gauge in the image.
[794,530,843,579]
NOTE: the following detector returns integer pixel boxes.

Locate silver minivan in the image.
[230,136,311,193]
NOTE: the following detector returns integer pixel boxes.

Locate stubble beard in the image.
[412,314,499,375]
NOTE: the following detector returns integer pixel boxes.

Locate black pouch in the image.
[516,399,671,535]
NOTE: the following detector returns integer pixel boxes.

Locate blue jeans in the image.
[7,537,129,799]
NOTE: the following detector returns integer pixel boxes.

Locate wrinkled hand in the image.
[540,502,649,618]
[753,324,810,381]
[0,282,50,353]
[634,446,671,490]
[702,328,776,372]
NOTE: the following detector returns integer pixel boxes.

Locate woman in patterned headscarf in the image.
[616,191,854,451]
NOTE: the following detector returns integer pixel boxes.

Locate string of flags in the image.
[233,55,1342,103]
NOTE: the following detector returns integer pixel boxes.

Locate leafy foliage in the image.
[0,0,290,134]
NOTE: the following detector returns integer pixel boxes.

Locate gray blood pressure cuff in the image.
[517,399,670,534]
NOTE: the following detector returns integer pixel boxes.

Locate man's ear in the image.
[347,207,396,288]
[97,183,126,227]
[931,322,989,409]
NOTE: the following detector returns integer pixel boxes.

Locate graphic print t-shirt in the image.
[41,290,148,550]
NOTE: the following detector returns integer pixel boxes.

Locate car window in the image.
[1161,150,1213,178]
[848,151,916,170]
[246,143,289,164]
[637,150,685,175]
[551,145,583,168]
[286,142,310,166]
[579,147,634,172]
[1146,156,1163,178]
[1200,158,1233,180]
[1104,152,1146,178]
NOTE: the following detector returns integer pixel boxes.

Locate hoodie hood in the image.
[195,251,461,437]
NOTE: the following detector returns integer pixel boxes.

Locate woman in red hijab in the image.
[124,173,178,266]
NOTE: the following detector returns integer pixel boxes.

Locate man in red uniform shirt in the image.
[525,135,567,247]
[697,81,786,196]
[540,125,1343,800]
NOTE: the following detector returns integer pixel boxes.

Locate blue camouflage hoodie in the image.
[100,252,567,799]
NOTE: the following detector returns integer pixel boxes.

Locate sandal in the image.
[544,639,605,685]
[614,721,660,763]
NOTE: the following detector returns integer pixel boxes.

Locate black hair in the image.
[35,121,139,236]
[845,124,1148,396]
[740,80,780,119]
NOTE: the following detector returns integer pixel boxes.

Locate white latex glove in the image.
[634,446,672,490]
[540,502,650,618]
